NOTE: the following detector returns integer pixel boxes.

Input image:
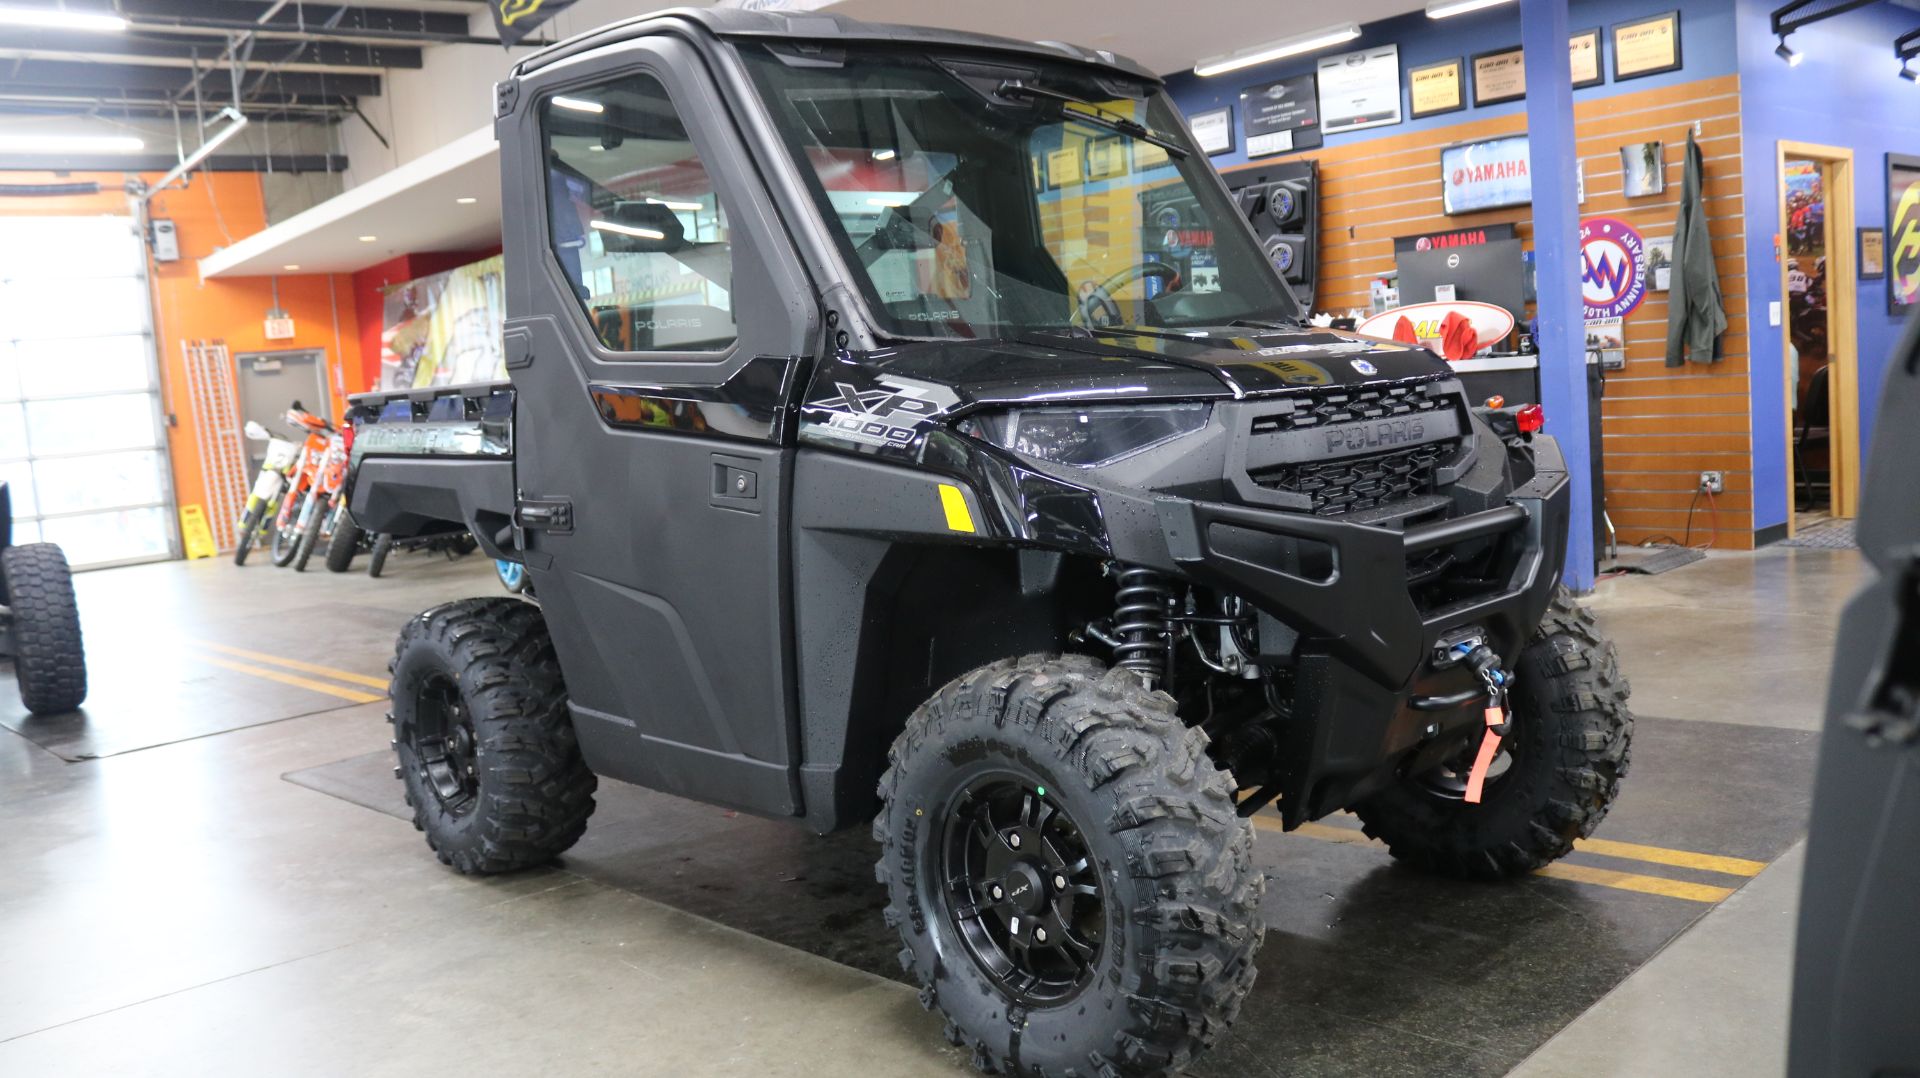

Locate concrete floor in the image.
[0,543,1866,1076]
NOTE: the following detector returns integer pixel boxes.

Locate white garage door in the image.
[0,216,175,568]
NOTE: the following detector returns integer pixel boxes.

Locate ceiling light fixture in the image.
[358,235,377,242]
[587,144,605,152]
[1426,0,1513,18]
[140,107,249,201]
[0,132,143,153]
[456,196,477,204]
[871,148,897,161]
[645,196,703,212]
[1903,63,1918,82]
[590,219,664,240]
[0,5,127,31]
[1193,23,1362,78]
[283,264,301,271]
[552,95,604,114]
[1775,36,1802,65]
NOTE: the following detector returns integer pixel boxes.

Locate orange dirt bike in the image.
[290,412,353,572]
[261,403,338,570]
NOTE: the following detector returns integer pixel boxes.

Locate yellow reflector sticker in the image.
[938,483,976,533]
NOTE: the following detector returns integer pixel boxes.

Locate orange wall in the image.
[0,170,361,550]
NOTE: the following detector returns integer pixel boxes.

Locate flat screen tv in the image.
[1441,135,1532,215]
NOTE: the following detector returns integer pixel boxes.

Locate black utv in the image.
[346,9,1633,1074]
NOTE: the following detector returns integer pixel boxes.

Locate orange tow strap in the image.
[1463,704,1506,804]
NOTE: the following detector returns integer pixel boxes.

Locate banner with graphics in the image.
[489,0,578,47]
[1889,154,1920,316]
[378,256,506,391]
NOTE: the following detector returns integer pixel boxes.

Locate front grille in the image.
[1249,381,1449,436]
[1250,441,1450,516]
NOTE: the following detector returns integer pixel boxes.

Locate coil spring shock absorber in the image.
[1112,566,1175,684]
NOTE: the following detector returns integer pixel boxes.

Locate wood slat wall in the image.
[1221,74,1753,548]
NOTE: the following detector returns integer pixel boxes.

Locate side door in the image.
[499,36,819,817]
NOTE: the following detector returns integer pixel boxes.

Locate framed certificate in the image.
[1187,107,1233,156]
[1859,227,1886,281]
[1085,138,1127,180]
[1613,11,1681,80]
[1408,57,1465,119]
[1240,75,1321,154]
[1317,45,1402,134]
[1472,47,1526,106]
[1570,27,1603,88]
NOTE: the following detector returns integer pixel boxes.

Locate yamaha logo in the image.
[1350,358,1379,376]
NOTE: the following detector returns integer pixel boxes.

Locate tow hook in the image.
[1449,639,1512,803]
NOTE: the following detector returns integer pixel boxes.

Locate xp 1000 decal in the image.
[801,371,961,451]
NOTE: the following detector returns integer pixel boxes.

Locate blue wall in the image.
[1736,0,1920,531]
[1163,0,1739,167]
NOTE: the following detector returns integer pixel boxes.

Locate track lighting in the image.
[1903,63,1918,82]
[1775,37,1801,66]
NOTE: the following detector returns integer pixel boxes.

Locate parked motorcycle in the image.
[267,403,335,569]
[291,421,352,573]
[233,419,302,566]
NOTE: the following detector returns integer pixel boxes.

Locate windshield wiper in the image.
[994,80,1189,161]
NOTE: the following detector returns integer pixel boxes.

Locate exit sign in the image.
[264,316,296,340]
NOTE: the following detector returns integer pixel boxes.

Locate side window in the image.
[541,74,736,353]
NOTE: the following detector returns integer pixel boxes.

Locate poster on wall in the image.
[1579,216,1649,320]
[1613,11,1681,80]
[1240,75,1320,156]
[1441,135,1531,215]
[1471,47,1527,106]
[1570,28,1604,88]
[378,255,507,390]
[1408,58,1465,119]
[1317,45,1401,135]
[1888,153,1920,315]
[1188,107,1233,155]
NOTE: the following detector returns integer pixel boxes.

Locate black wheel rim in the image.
[410,674,481,811]
[936,774,1106,1006]
[1419,731,1515,800]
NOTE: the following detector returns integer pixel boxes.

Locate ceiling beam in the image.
[3,58,381,97]
[0,152,347,173]
[115,0,530,47]
[0,28,423,70]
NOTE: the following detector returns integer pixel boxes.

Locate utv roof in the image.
[510,5,1157,83]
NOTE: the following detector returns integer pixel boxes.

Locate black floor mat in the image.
[287,715,1815,1078]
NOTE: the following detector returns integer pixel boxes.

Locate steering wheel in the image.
[1071,260,1183,328]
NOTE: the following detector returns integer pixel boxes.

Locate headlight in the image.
[958,402,1211,467]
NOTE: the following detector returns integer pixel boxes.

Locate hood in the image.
[858,325,1451,415]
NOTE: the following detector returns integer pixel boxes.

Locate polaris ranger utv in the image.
[347,9,1632,1074]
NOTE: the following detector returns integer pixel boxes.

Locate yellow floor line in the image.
[1533,862,1735,904]
[1251,813,1734,904]
[1572,836,1767,878]
[191,641,389,691]
[197,655,384,705]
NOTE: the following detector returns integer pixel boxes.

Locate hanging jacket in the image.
[1666,130,1727,365]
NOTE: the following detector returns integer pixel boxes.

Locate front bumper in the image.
[1154,435,1571,824]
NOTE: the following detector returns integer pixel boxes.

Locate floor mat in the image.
[287,715,1816,1078]
[1607,544,1707,575]
[1780,519,1858,550]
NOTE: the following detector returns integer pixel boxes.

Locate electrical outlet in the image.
[1699,470,1725,494]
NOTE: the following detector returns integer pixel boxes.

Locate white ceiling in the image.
[202,1,1437,279]
[199,127,500,278]
[829,0,1431,75]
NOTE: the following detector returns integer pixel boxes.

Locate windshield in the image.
[739,44,1302,340]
